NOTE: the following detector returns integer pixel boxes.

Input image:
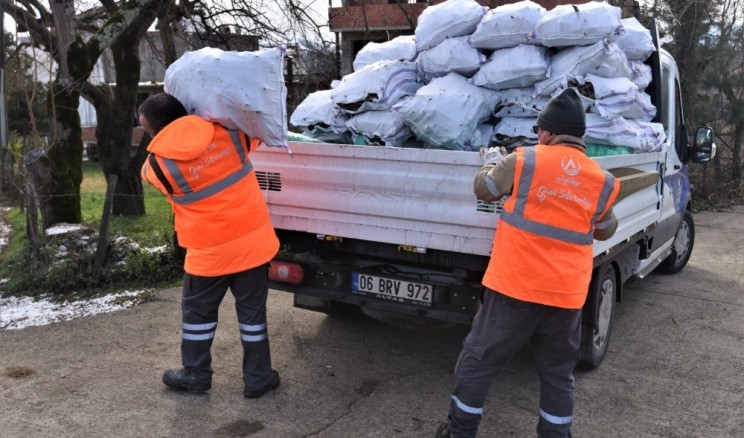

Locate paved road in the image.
[1,207,743,438]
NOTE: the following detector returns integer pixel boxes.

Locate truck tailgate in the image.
[252,142,664,257]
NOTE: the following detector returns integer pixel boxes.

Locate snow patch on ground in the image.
[0,211,157,331]
[0,290,149,331]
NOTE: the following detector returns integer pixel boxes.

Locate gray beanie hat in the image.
[537,88,586,137]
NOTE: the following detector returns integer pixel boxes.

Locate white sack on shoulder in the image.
[532,2,624,47]
[615,17,656,61]
[469,0,546,50]
[415,0,487,51]
[470,44,549,90]
[535,40,632,97]
[290,89,346,130]
[581,74,656,121]
[417,36,486,82]
[392,73,499,150]
[353,35,418,71]
[331,60,421,114]
[585,113,666,152]
[164,47,288,148]
[345,109,413,147]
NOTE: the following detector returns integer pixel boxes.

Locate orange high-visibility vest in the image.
[141,115,278,276]
[482,145,620,309]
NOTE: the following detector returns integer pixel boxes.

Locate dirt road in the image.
[1,207,743,438]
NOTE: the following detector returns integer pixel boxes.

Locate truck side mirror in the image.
[691,127,715,164]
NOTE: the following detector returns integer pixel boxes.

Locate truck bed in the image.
[251,142,663,257]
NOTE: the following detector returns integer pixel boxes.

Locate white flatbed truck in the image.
[251,23,715,368]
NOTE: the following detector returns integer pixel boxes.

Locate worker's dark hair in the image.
[138,93,187,135]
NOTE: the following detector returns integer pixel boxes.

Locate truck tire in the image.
[578,264,617,370]
[656,210,695,274]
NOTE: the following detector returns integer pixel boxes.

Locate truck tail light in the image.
[269,261,304,284]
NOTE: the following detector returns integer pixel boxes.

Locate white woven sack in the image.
[164,47,287,148]
[581,74,656,121]
[330,60,421,114]
[468,124,496,150]
[494,87,549,118]
[469,0,546,50]
[392,73,499,150]
[353,35,418,71]
[615,18,656,61]
[535,40,632,97]
[417,36,486,83]
[290,88,350,138]
[415,0,488,51]
[471,44,549,90]
[585,114,666,152]
[345,109,413,147]
[494,117,538,140]
[532,2,623,47]
[629,60,653,90]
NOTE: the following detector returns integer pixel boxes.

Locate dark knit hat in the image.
[537,88,586,137]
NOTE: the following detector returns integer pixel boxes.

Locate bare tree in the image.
[0,0,173,224]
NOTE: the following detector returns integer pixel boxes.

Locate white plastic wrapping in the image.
[615,17,656,61]
[353,35,418,71]
[392,73,499,150]
[415,0,488,51]
[585,113,666,152]
[417,36,486,82]
[164,47,288,148]
[534,40,632,97]
[468,124,497,150]
[470,44,549,90]
[581,74,656,121]
[469,0,546,50]
[532,2,624,47]
[330,60,421,114]
[345,109,414,147]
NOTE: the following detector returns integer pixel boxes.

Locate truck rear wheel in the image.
[657,210,695,274]
[578,264,617,370]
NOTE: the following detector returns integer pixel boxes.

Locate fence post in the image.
[93,174,117,279]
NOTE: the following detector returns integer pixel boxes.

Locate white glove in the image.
[480,146,507,166]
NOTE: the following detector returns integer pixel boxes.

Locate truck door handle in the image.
[674,164,681,170]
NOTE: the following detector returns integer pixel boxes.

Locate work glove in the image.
[480,146,507,166]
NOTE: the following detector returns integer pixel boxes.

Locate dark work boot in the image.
[435,422,451,438]
[162,368,212,392]
[243,370,280,398]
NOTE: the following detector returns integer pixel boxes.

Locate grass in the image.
[0,160,183,296]
[80,161,174,247]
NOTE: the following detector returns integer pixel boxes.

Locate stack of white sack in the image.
[289,89,351,144]
[289,0,664,153]
[164,47,288,148]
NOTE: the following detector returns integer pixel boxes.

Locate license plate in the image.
[352,273,433,306]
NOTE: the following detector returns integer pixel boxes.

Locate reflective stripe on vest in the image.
[500,147,616,245]
[159,128,253,205]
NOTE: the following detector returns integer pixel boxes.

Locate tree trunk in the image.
[46,83,84,225]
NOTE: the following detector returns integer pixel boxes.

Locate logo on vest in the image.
[561,155,581,177]
[556,155,582,188]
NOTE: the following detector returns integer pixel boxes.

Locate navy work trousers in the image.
[180,263,274,392]
[447,289,581,438]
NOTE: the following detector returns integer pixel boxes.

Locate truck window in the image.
[675,80,689,161]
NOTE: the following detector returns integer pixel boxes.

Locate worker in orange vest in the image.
[139,93,281,398]
[436,88,620,438]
